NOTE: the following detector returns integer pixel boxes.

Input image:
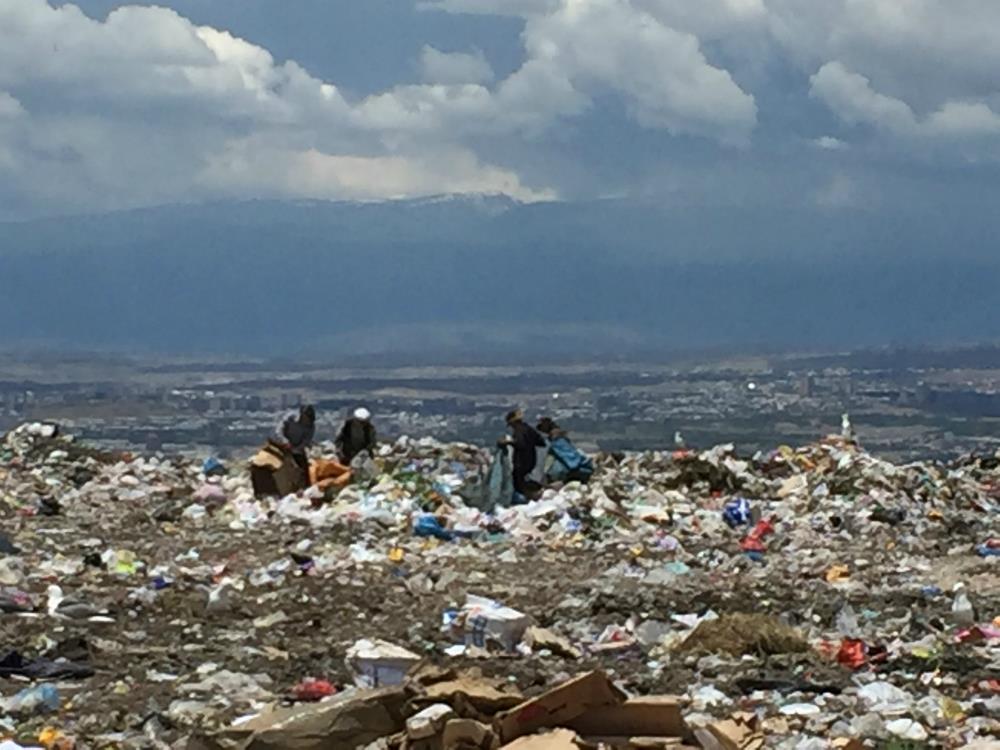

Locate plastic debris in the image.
[1,422,998,747]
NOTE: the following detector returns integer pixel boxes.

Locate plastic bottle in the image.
[3,684,60,715]
[951,584,976,627]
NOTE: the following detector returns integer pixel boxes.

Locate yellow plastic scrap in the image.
[825,565,850,583]
[388,547,404,563]
[940,697,965,721]
[112,549,138,575]
[39,728,75,750]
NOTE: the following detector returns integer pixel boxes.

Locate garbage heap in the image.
[1,423,998,750]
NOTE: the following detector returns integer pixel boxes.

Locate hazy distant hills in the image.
[1,196,998,356]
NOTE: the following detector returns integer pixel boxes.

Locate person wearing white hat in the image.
[336,406,377,463]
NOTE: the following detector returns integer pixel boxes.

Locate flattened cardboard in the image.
[442,718,498,750]
[211,686,407,750]
[566,697,685,738]
[418,676,524,715]
[499,729,582,750]
[691,712,764,750]
[577,737,686,749]
[494,671,625,744]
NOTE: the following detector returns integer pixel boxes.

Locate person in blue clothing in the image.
[536,417,594,484]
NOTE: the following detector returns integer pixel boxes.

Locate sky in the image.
[2,0,1000,221]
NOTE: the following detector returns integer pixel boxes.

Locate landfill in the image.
[1,422,999,749]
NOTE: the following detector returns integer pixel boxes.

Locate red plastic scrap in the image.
[739,518,775,552]
[292,678,336,702]
[977,679,1000,693]
[740,537,766,552]
[837,639,868,670]
[956,625,1000,644]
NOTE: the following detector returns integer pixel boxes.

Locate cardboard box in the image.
[567,697,686,739]
[494,671,625,744]
[499,729,582,749]
[346,638,422,688]
[205,685,408,750]
[442,718,499,750]
[691,713,764,750]
[580,738,687,749]
[420,675,524,714]
[458,595,532,651]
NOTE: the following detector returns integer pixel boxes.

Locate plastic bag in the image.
[485,446,514,509]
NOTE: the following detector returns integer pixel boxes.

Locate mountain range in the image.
[1,196,998,358]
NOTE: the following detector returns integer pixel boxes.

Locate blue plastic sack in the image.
[413,514,454,541]
[723,497,752,528]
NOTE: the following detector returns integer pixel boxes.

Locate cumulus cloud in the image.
[517,0,757,142]
[924,101,1000,138]
[0,0,764,216]
[3,0,1000,218]
[201,141,554,203]
[768,0,1000,105]
[417,0,559,17]
[0,0,560,215]
[368,0,758,143]
[810,61,1000,141]
[809,62,917,134]
[419,46,495,84]
[635,0,766,38]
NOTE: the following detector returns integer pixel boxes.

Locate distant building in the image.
[798,373,816,398]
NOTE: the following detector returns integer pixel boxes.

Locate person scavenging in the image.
[505,408,546,501]
[273,404,316,474]
[536,416,594,484]
[336,407,377,464]
[250,404,316,497]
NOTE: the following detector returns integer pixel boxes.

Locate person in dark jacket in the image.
[336,407,377,463]
[252,405,316,497]
[271,404,316,475]
[505,409,546,500]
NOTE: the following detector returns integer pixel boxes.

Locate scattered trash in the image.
[202,457,227,477]
[678,614,809,656]
[722,497,753,528]
[345,638,422,688]
[414,513,455,541]
[2,422,999,747]
[0,684,60,716]
[836,638,868,670]
[976,538,1000,557]
[290,678,336,702]
[447,594,531,652]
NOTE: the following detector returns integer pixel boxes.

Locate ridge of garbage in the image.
[1,422,998,749]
